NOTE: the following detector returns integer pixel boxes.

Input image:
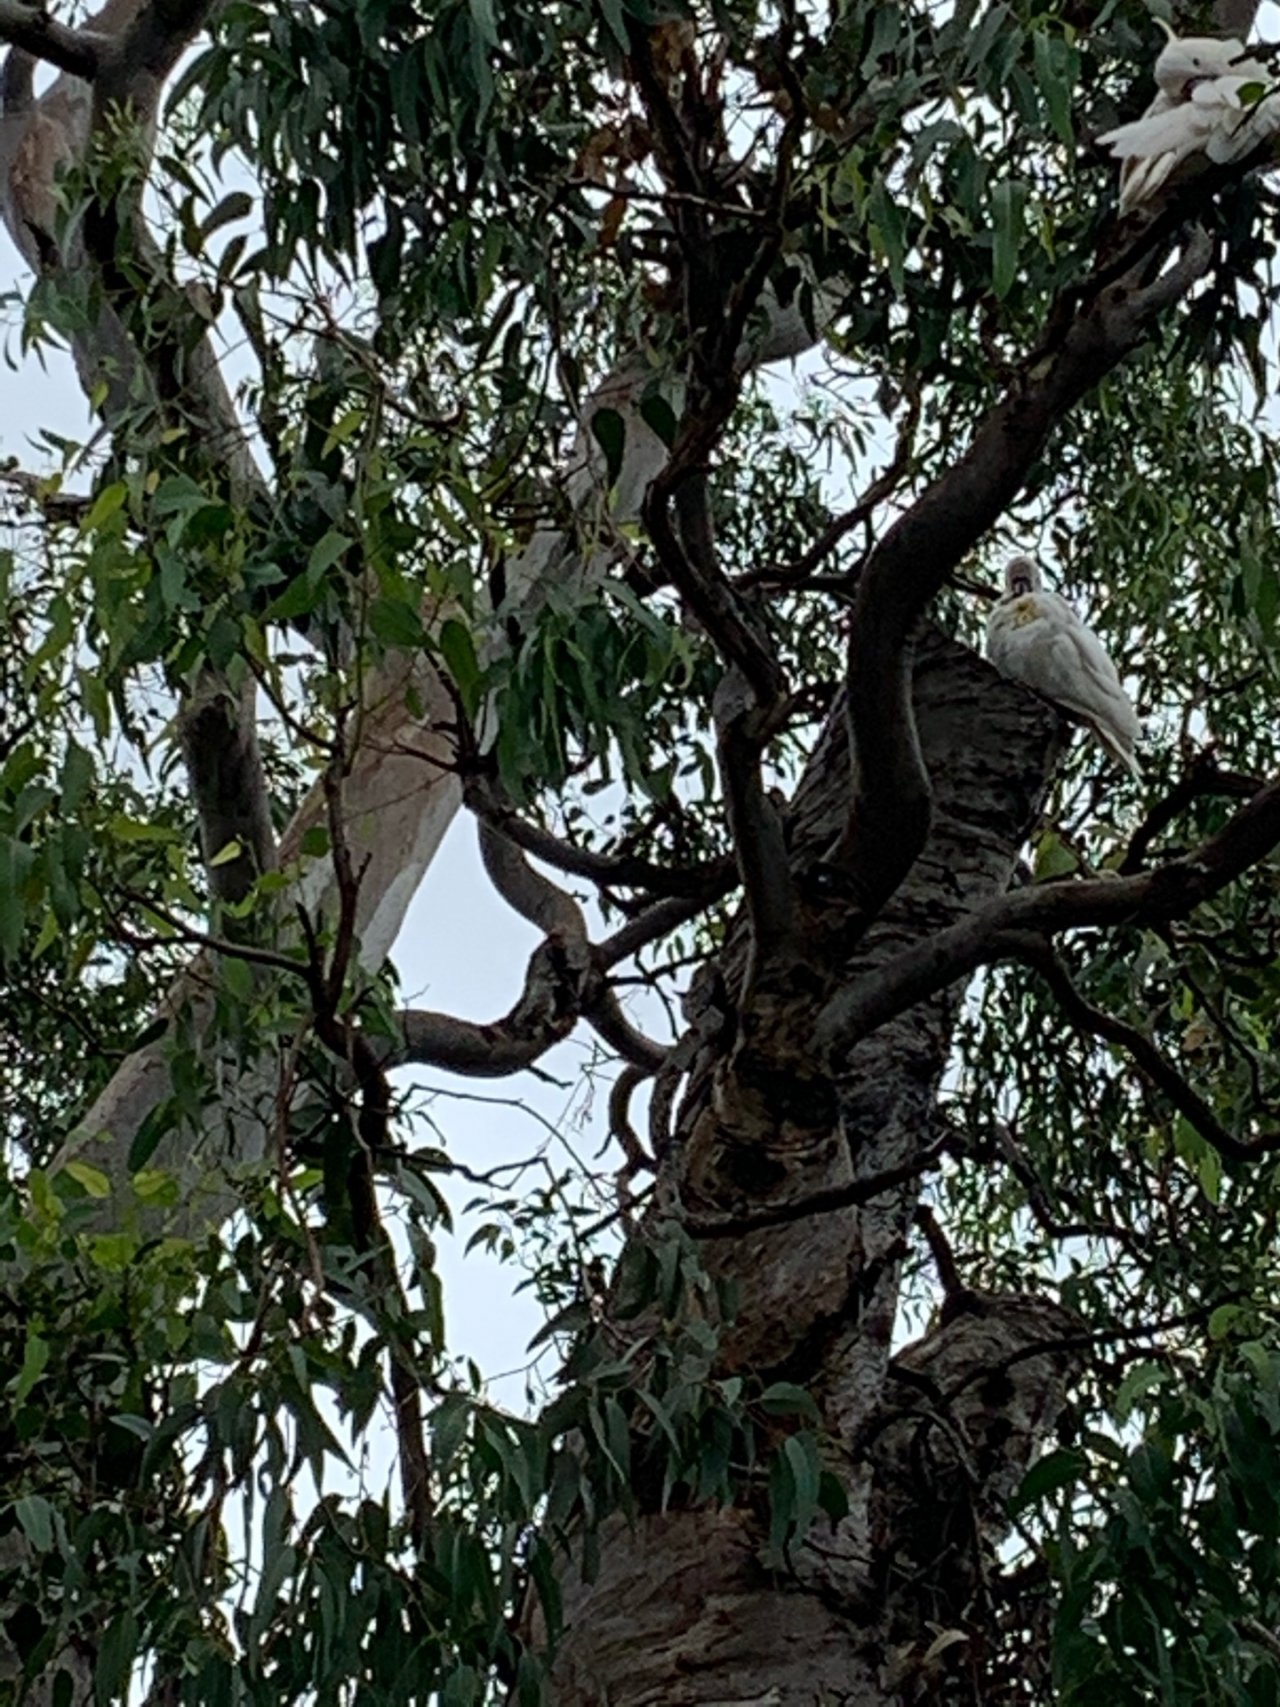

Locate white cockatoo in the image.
[1097,23,1280,212]
[986,557,1142,779]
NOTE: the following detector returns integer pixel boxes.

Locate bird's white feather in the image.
[1097,32,1279,210]
[986,561,1142,780]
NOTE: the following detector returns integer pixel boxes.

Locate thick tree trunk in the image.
[550,635,1080,1704]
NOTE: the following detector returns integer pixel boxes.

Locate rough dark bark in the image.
[549,634,1079,1704]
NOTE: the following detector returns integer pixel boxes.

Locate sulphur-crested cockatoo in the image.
[986,558,1142,779]
[1097,24,1280,212]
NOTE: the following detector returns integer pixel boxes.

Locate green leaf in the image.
[131,1168,179,1205]
[59,740,94,813]
[439,618,481,716]
[199,189,253,246]
[64,1161,111,1199]
[80,481,127,534]
[0,834,37,960]
[784,1431,821,1538]
[590,406,626,487]
[867,175,906,296]
[96,1612,139,1704]
[108,815,179,845]
[12,1331,50,1402]
[1032,31,1074,146]
[299,825,330,858]
[221,956,254,1001]
[1010,1447,1087,1513]
[817,1469,849,1523]
[767,1439,795,1553]
[1209,1303,1245,1340]
[468,0,499,47]
[991,178,1028,300]
[758,1381,820,1422]
[367,597,426,648]
[307,529,353,585]
[13,1493,55,1552]
[127,1101,175,1173]
[1113,1360,1166,1424]
[639,392,678,448]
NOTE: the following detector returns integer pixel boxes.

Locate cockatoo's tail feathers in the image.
[1090,721,1143,781]
[1120,152,1180,213]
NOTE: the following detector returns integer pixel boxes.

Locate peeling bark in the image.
[549,637,1077,1705]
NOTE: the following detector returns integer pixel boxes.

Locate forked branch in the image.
[817,767,1280,1056]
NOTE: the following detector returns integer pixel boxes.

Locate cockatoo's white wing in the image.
[987,595,1142,778]
[1099,58,1280,209]
[1099,100,1216,159]
[1197,75,1280,162]
[1098,99,1219,211]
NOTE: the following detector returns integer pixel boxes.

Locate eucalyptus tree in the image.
[3,0,1280,1701]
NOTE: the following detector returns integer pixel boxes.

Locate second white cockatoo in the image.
[1097,24,1280,212]
[986,558,1143,780]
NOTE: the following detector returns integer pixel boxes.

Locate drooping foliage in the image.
[5,0,1280,1700]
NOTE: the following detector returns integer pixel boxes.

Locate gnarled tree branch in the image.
[817,759,1280,1057]
[464,774,735,898]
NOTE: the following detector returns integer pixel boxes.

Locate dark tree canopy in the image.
[3,0,1280,1701]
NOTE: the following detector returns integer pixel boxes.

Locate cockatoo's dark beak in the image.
[1012,575,1032,596]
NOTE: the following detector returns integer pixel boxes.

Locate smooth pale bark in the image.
[548,636,1079,1704]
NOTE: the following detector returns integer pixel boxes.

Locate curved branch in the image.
[111,0,222,85]
[643,462,783,709]
[444,821,671,1074]
[1029,949,1280,1164]
[392,937,586,1077]
[596,891,721,969]
[833,228,1214,925]
[1120,756,1261,874]
[713,666,799,979]
[0,4,106,77]
[686,1133,952,1236]
[609,1066,655,1175]
[816,764,1280,1055]
[465,774,735,898]
[585,987,669,1073]
[477,818,587,941]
